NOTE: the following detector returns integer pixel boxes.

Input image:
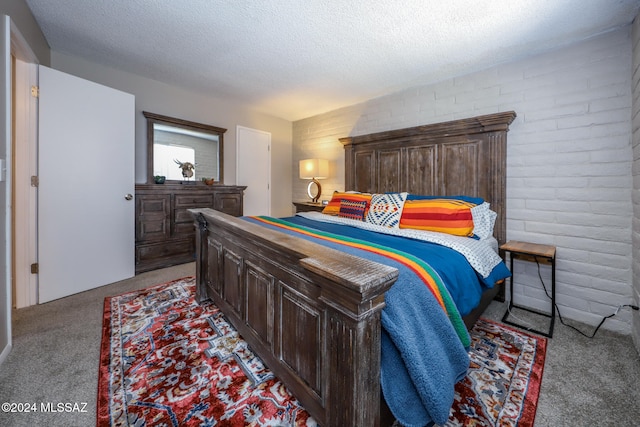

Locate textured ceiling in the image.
[25,0,640,121]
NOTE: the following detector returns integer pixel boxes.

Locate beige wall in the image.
[50,51,293,217]
[0,1,49,65]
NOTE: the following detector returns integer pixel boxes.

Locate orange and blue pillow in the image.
[406,194,484,205]
[322,191,372,216]
[399,198,476,237]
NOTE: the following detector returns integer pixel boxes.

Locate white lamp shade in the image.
[299,158,329,179]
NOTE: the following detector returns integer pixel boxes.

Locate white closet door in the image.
[38,66,135,303]
[237,126,271,216]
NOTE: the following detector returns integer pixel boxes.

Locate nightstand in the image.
[500,240,556,338]
[293,201,325,213]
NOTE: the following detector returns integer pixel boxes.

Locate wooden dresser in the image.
[135,183,246,273]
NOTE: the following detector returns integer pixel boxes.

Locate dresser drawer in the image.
[136,194,170,242]
[135,238,194,263]
[137,217,170,242]
[138,195,170,215]
[175,194,214,208]
[214,192,243,217]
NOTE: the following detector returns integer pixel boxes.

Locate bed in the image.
[190,111,517,426]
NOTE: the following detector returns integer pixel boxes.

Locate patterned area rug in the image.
[439,318,547,427]
[97,277,545,427]
[97,277,314,426]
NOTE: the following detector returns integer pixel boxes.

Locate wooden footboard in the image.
[191,208,398,426]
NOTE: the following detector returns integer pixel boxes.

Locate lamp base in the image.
[306,178,322,203]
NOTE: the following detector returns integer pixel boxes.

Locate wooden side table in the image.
[500,240,556,337]
[293,201,325,213]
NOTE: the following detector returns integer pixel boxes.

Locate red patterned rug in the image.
[441,318,547,427]
[97,277,545,427]
[97,277,314,426]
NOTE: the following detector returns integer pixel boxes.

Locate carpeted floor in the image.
[1,262,639,426]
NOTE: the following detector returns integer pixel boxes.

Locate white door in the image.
[237,126,271,216]
[38,66,135,303]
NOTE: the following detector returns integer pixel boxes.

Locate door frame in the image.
[12,43,37,309]
[236,125,271,216]
[2,16,39,365]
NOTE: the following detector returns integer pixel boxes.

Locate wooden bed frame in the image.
[191,111,516,426]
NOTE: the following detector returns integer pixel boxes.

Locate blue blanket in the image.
[278,215,508,316]
[243,216,510,426]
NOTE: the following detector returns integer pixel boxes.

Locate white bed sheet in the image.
[295,211,503,279]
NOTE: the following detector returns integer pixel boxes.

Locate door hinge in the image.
[31,176,39,187]
[31,85,39,98]
[31,263,39,274]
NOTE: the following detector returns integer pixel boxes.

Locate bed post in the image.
[326,308,386,425]
[194,213,209,303]
[301,256,396,426]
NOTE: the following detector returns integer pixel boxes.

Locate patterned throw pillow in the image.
[322,191,372,216]
[338,200,368,221]
[365,192,408,228]
[399,198,476,236]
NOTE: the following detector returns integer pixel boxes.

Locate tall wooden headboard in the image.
[339,111,516,245]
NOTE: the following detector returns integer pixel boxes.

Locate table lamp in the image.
[299,158,329,203]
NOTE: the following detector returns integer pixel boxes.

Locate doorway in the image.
[236,126,271,216]
[9,39,135,307]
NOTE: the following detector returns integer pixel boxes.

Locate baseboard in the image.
[0,342,12,366]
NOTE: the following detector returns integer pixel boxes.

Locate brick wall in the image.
[632,15,640,350]
[293,26,635,333]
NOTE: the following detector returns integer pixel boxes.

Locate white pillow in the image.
[471,202,497,240]
[365,192,408,228]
